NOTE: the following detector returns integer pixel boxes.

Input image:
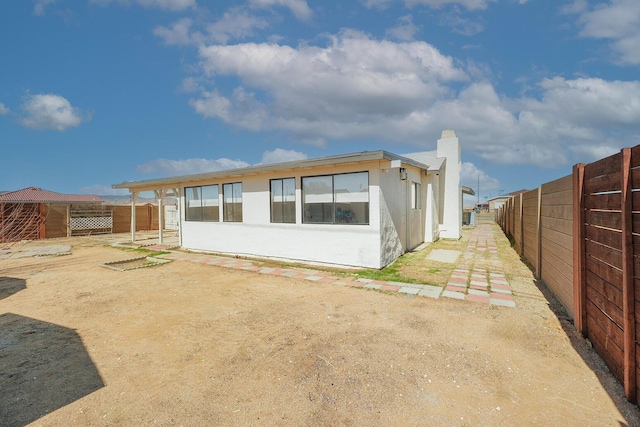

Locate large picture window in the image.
[303,172,369,224]
[223,182,243,222]
[185,184,219,221]
[271,178,296,223]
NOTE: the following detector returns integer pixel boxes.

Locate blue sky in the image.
[1,0,639,206]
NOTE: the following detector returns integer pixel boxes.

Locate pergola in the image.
[114,186,180,245]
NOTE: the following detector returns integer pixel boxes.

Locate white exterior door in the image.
[164,205,179,230]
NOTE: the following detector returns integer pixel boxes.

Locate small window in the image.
[271,178,296,223]
[303,172,369,224]
[223,182,243,222]
[411,182,420,210]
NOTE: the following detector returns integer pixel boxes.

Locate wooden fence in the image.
[1,203,160,243]
[497,145,640,404]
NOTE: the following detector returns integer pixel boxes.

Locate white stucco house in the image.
[112,130,464,269]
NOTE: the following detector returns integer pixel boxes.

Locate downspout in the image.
[173,187,181,247]
[406,179,410,251]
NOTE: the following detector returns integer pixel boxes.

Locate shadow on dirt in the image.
[0,277,26,301]
[531,279,639,426]
[0,313,104,427]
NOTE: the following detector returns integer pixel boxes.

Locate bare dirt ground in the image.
[1,225,640,426]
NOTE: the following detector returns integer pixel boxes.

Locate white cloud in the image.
[90,0,195,11]
[182,28,640,170]
[154,9,269,46]
[34,0,56,16]
[206,8,269,44]
[438,9,485,35]
[405,0,496,10]
[568,143,620,162]
[154,18,196,46]
[249,0,312,20]
[574,0,640,65]
[20,94,88,131]
[386,15,419,41]
[136,158,250,176]
[361,0,394,9]
[461,162,500,194]
[362,0,496,10]
[260,148,307,164]
[526,77,640,129]
[0,103,9,115]
[460,162,501,207]
[191,30,467,141]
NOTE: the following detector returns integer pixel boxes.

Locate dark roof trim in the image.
[113,150,431,191]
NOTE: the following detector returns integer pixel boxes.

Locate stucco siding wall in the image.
[379,187,403,268]
[424,176,440,242]
[378,167,406,252]
[377,164,426,265]
[182,221,382,268]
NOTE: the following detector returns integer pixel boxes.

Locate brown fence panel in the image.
[513,195,522,255]
[630,145,640,401]
[540,174,574,317]
[44,205,68,238]
[583,152,624,386]
[522,188,540,276]
[108,204,160,233]
[496,146,640,403]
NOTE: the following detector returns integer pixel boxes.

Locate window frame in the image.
[222,182,243,222]
[184,184,220,222]
[270,177,296,224]
[302,171,369,225]
[411,182,420,210]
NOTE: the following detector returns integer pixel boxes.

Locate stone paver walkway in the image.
[441,224,516,307]
[156,223,515,308]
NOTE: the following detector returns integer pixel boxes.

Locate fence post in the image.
[536,186,542,279]
[519,193,524,256]
[573,163,586,334]
[621,148,636,402]
[66,205,71,237]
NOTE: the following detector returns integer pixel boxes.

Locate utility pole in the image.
[477,175,480,208]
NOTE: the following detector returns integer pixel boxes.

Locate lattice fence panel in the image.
[70,210,113,235]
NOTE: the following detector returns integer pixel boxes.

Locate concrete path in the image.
[154,223,515,307]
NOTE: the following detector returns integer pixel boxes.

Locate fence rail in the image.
[498,145,640,404]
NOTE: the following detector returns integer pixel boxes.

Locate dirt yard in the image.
[1,227,639,426]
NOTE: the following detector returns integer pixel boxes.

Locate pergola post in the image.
[172,187,180,245]
[130,191,139,242]
[154,189,166,245]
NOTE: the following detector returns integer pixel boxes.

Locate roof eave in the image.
[113,150,431,191]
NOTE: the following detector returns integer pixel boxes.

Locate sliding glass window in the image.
[271,178,296,223]
[303,172,369,224]
[223,182,243,222]
[185,184,219,222]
